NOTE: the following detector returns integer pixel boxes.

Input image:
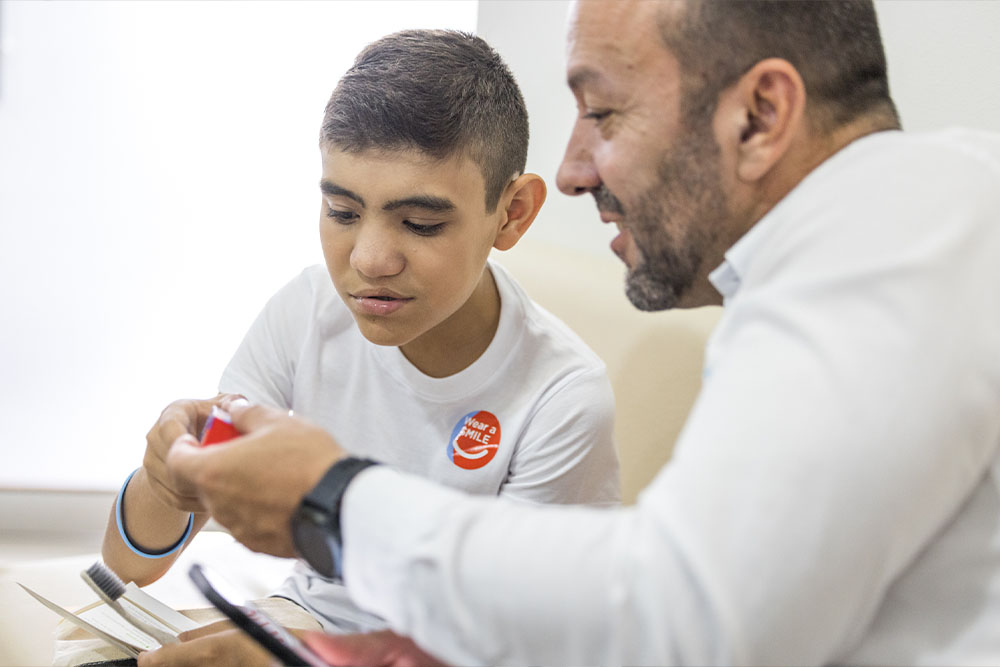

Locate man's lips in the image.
[599,210,621,225]
[597,205,630,263]
[610,226,632,262]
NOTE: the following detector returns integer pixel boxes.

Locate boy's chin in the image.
[354,319,419,348]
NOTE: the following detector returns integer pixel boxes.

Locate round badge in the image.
[447,410,501,470]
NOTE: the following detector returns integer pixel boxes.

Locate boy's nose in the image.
[350,227,405,279]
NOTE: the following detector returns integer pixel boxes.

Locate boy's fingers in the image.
[178,619,234,641]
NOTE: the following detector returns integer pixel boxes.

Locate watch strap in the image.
[297,457,379,577]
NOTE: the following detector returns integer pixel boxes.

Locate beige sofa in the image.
[0,239,721,666]
[494,239,722,504]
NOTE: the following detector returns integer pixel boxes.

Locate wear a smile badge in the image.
[448,410,501,470]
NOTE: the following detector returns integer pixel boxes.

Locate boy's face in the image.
[318,146,503,352]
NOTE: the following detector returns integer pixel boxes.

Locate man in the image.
[164,1,1000,665]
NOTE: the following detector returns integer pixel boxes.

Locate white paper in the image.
[20,580,201,654]
[17,583,141,658]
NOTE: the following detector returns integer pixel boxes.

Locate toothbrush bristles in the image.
[85,561,127,601]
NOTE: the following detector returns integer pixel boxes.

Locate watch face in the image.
[292,510,340,579]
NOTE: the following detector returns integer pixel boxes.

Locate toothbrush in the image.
[80,561,179,646]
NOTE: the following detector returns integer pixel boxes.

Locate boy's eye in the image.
[404,220,445,236]
[326,209,358,223]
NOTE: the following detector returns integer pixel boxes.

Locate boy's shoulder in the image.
[261,264,353,336]
[490,260,605,374]
[273,265,343,308]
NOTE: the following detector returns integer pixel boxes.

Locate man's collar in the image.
[708,214,771,302]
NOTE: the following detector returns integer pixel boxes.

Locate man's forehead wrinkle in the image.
[567,0,670,95]
[566,32,634,95]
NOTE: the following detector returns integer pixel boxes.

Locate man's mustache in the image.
[591,185,625,216]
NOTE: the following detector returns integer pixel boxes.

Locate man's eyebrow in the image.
[567,66,602,93]
[320,180,365,207]
[383,195,456,213]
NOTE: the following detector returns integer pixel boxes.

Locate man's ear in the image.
[719,58,806,183]
[493,173,547,251]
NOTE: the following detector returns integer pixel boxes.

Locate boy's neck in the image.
[399,268,501,378]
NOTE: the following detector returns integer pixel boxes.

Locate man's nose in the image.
[556,122,600,196]
[350,224,405,278]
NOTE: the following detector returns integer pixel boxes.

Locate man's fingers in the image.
[225,401,288,435]
[303,630,447,667]
[220,394,250,412]
[304,631,388,665]
[165,433,211,492]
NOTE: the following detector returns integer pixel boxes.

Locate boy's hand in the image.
[142,394,244,513]
[304,629,448,667]
[137,621,276,667]
[166,402,345,557]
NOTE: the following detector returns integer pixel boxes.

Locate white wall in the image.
[877,1,1000,133]
[477,0,1000,257]
[3,0,998,491]
[0,0,477,490]
[477,1,614,258]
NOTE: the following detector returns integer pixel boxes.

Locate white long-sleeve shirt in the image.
[341,129,1000,665]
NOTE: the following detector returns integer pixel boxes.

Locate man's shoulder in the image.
[846,128,1000,177]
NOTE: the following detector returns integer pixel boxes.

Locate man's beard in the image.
[599,126,727,312]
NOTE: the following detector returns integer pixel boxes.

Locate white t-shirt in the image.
[340,128,1000,665]
[218,259,620,631]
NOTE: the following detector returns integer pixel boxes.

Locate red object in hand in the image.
[200,406,241,446]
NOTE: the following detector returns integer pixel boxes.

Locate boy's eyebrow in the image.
[320,180,365,207]
[383,195,456,213]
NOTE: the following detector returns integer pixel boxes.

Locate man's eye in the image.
[326,209,358,223]
[404,220,445,236]
[582,109,611,122]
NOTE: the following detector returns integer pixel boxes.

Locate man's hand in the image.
[166,402,345,557]
[304,630,448,667]
[136,621,276,667]
[142,394,243,513]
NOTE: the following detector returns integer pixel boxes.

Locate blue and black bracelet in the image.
[115,467,194,559]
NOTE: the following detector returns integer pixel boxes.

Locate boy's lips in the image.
[350,288,414,316]
[352,288,409,299]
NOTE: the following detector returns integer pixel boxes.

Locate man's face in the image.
[557,0,730,310]
[318,147,500,350]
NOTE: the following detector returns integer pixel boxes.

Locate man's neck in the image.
[751,113,900,233]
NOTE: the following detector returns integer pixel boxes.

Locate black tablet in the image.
[188,563,325,666]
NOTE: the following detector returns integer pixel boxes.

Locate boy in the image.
[101,28,619,661]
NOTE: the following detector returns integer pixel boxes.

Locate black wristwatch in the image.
[291,457,379,579]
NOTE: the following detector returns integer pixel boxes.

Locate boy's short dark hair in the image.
[320,29,529,212]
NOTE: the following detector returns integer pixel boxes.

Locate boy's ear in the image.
[493,173,546,251]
